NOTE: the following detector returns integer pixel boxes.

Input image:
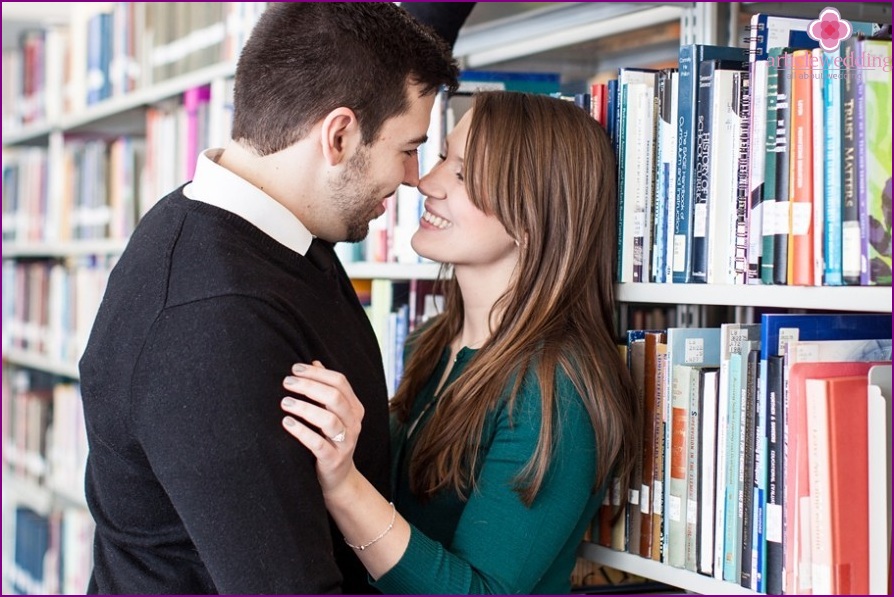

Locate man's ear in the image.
[320,107,361,166]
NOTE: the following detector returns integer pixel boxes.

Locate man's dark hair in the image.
[231,2,459,155]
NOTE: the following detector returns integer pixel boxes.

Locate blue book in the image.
[759,312,891,592]
[673,44,747,283]
[822,47,844,286]
[457,70,560,94]
[759,312,892,361]
[747,13,876,63]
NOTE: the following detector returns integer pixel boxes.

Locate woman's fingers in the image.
[282,375,356,424]
[282,415,339,456]
[281,397,347,445]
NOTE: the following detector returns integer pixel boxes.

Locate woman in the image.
[280,91,639,594]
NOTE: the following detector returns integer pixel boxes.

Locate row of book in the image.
[2,370,89,496]
[6,505,94,595]
[590,15,891,287]
[594,312,891,594]
[2,259,114,365]
[2,2,266,131]
[2,83,224,245]
[2,368,93,595]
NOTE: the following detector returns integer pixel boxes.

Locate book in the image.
[626,331,648,556]
[639,331,666,557]
[788,49,815,286]
[771,49,793,286]
[651,340,669,562]
[786,360,889,595]
[665,327,720,569]
[841,36,861,284]
[696,367,719,576]
[653,69,678,284]
[823,45,844,286]
[858,38,893,286]
[747,59,769,283]
[810,47,825,287]
[715,323,760,580]
[739,342,761,589]
[748,14,817,62]
[672,44,748,283]
[760,47,782,285]
[691,59,745,283]
[616,69,658,284]
[806,374,871,595]
[867,364,891,594]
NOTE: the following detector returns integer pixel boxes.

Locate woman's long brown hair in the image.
[390,91,639,507]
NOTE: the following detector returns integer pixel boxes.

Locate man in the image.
[79,3,457,593]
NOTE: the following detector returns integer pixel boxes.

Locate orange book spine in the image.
[788,49,814,285]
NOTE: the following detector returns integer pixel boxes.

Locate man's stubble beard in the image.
[332,146,380,243]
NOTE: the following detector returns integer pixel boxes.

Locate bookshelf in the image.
[2,2,890,595]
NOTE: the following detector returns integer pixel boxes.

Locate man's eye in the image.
[404,148,418,157]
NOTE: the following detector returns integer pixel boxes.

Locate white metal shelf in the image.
[617,283,892,313]
[579,543,758,595]
[2,239,128,258]
[2,62,236,146]
[454,2,685,68]
[2,350,80,379]
[343,261,442,280]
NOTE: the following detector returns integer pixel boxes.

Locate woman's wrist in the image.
[322,464,363,507]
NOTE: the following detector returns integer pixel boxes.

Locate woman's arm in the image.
[281,363,599,593]
[280,362,411,579]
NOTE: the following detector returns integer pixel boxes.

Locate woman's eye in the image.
[437,153,447,161]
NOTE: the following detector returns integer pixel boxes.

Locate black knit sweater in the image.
[79,188,390,594]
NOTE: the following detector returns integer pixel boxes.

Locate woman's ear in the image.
[320,107,361,166]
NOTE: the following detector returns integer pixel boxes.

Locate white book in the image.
[697,368,719,575]
[804,378,833,595]
[868,364,891,595]
[705,68,738,284]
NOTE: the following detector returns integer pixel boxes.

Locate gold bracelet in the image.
[344,502,396,551]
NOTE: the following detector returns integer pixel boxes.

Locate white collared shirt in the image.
[183,148,313,256]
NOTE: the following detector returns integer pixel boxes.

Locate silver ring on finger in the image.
[330,428,347,443]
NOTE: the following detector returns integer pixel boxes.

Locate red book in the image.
[786,361,884,595]
[807,375,869,595]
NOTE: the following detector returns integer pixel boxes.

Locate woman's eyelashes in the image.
[437,154,464,182]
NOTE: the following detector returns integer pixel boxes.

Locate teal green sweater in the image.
[374,346,603,594]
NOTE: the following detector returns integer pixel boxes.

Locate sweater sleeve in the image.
[373,372,598,594]
[130,296,342,594]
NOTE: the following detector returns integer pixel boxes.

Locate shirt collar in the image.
[183,148,313,256]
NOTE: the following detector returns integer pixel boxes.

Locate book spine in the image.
[810,48,825,287]
[672,45,695,283]
[864,39,893,286]
[854,37,870,286]
[760,51,780,284]
[771,51,791,285]
[822,47,844,286]
[747,60,768,283]
[734,71,752,284]
[690,61,715,283]
[722,352,743,581]
[789,50,814,286]
[763,355,784,595]
[667,363,690,568]
[684,365,701,572]
[652,71,670,283]
[841,37,860,284]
